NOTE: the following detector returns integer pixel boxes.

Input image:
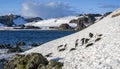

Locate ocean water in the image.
[0,30,75,68]
[0,30,75,44]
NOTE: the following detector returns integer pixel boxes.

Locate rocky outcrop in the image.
[4,53,63,69]
[16,42,26,46]
[59,23,73,30]
[37,60,63,69]
[69,14,101,31]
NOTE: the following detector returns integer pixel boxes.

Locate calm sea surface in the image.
[0,30,75,44]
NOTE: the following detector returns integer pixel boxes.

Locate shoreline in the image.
[0,29,76,32]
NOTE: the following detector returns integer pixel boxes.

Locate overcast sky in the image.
[0,0,120,19]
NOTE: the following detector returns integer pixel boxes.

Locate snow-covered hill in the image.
[24,8,120,69]
[25,16,79,30]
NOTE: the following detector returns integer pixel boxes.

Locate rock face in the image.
[69,14,100,31]
[4,53,63,69]
[59,23,73,30]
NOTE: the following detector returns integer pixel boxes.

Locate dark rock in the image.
[16,41,26,46]
[76,17,87,30]
[4,53,63,69]
[48,60,63,69]
[13,25,25,29]
[69,19,78,23]
[25,26,40,29]
[79,14,102,17]
[31,43,42,47]
[4,53,48,69]
[69,14,101,31]
[59,23,73,30]
[26,53,48,69]
[103,12,112,17]
[38,60,63,69]
[7,46,23,53]
[0,44,12,49]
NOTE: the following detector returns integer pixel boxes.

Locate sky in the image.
[0,0,120,19]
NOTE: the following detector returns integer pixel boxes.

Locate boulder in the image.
[4,53,63,69]
[69,19,78,23]
[59,23,73,30]
[37,60,63,69]
[4,53,48,69]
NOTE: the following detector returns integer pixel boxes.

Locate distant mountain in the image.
[0,13,110,30]
[0,14,42,27]
[25,13,103,30]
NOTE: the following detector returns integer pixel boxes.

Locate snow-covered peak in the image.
[24,9,120,69]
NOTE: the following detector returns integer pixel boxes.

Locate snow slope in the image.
[24,8,120,69]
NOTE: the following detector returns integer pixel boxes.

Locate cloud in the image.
[99,4,120,9]
[22,2,76,19]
